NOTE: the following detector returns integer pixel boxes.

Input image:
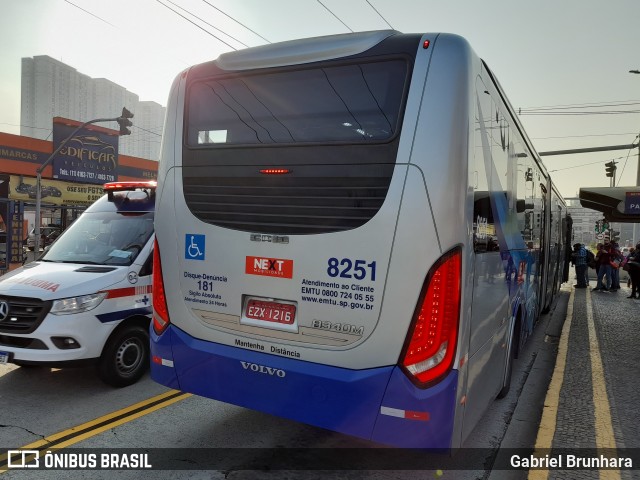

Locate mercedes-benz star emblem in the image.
[0,301,9,322]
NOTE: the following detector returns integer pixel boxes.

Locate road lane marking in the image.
[585,288,620,479]
[528,288,574,480]
[0,389,191,472]
[529,288,621,480]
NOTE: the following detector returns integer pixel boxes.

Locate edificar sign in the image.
[52,118,119,185]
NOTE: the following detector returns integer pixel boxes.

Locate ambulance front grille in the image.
[0,296,52,334]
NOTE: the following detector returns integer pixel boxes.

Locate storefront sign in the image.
[0,146,47,165]
[8,201,24,264]
[0,175,8,270]
[9,175,103,206]
[52,121,118,185]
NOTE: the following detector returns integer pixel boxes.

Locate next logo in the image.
[245,256,293,279]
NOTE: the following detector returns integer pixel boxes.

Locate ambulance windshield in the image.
[40,211,154,266]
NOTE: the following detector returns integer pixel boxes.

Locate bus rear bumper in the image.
[150,325,457,449]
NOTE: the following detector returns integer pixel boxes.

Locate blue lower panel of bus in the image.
[150,325,457,449]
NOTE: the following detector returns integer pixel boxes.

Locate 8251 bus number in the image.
[327,258,376,281]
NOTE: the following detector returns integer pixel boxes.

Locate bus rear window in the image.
[186,59,408,146]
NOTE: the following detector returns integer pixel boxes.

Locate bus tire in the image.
[97,324,149,388]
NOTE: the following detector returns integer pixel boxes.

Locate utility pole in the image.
[34,108,133,254]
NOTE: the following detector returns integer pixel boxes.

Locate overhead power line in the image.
[0,122,50,131]
[154,0,237,50]
[521,110,640,116]
[365,0,393,29]
[133,125,162,137]
[163,0,248,48]
[201,0,270,43]
[616,134,640,183]
[520,102,640,112]
[63,0,115,27]
[533,132,639,140]
[519,99,640,111]
[316,0,353,32]
[548,156,628,173]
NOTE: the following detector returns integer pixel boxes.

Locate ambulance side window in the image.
[139,250,153,277]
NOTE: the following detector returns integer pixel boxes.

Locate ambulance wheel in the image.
[97,324,149,387]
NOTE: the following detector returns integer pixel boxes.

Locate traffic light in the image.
[610,230,620,242]
[117,107,134,136]
[605,161,617,177]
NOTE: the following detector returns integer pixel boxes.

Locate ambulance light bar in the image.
[103,181,157,192]
[104,181,157,202]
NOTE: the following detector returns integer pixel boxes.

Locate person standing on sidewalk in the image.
[594,242,612,291]
[609,242,623,291]
[627,243,640,299]
[570,243,588,288]
[624,246,635,288]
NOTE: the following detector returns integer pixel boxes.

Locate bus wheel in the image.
[97,324,149,388]
[496,328,517,399]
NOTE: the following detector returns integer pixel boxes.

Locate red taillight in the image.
[401,247,461,387]
[152,238,170,335]
[259,168,291,175]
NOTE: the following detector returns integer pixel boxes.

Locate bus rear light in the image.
[152,238,171,335]
[401,247,461,387]
[259,169,291,175]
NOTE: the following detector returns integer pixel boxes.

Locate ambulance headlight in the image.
[50,293,107,315]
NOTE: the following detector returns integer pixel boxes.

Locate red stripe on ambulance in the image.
[102,284,153,299]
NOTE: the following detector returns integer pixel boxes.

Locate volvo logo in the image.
[240,361,286,377]
[0,301,9,322]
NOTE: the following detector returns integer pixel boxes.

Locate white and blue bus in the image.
[150,30,570,449]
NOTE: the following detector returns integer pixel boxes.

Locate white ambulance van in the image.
[0,181,156,387]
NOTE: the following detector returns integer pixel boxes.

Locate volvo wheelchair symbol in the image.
[185,234,205,260]
[0,301,9,322]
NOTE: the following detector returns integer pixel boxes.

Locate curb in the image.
[487,286,570,480]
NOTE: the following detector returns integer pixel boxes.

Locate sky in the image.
[1,0,640,199]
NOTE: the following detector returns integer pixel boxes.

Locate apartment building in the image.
[20,55,164,160]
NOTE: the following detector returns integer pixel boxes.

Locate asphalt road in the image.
[0,292,564,480]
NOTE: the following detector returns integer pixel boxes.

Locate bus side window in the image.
[473,78,493,253]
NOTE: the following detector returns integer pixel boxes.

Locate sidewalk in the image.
[492,274,640,479]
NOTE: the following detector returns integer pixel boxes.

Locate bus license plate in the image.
[0,351,10,364]
[246,300,296,325]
